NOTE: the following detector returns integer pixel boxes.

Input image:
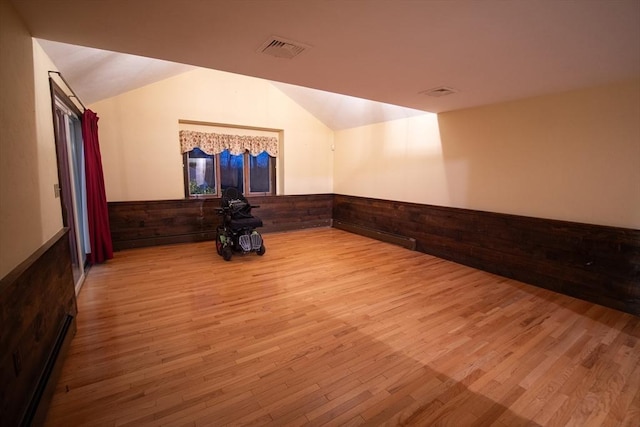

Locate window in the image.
[184,148,275,197]
[187,148,216,195]
[179,126,279,197]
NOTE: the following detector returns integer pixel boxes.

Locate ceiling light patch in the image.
[258,36,310,59]
[420,86,458,97]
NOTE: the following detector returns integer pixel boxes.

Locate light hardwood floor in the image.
[44,228,639,426]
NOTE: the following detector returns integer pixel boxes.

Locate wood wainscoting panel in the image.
[247,194,333,233]
[0,228,77,426]
[333,194,640,315]
[108,198,219,250]
[108,194,333,250]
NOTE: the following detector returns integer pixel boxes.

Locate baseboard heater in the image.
[333,220,417,251]
[22,313,76,427]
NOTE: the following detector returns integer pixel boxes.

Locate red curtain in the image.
[82,109,113,264]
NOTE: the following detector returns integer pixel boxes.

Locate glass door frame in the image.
[50,79,89,294]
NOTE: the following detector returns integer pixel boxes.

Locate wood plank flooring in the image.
[43,228,640,426]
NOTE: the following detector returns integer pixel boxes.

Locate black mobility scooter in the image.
[215,188,265,261]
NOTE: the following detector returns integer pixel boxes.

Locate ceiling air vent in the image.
[420,86,458,97]
[258,36,310,59]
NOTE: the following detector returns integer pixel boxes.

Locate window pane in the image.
[249,152,272,193]
[187,148,216,195]
[220,149,244,193]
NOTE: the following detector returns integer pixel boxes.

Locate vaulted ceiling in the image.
[35,38,429,130]
[13,0,640,128]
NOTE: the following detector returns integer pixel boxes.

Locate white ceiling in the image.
[36,39,429,130]
[36,39,195,105]
[13,0,640,126]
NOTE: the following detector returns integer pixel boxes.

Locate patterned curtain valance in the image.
[179,130,278,157]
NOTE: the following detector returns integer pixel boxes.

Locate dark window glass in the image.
[183,146,276,198]
[219,149,244,193]
[187,148,216,196]
[249,152,271,193]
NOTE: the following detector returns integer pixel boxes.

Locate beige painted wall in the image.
[33,39,65,242]
[0,0,63,279]
[334,113,450,205]
[91,68,334,201]
[94,68,638,228]
[334,79,640,229]
[438,79,640,229]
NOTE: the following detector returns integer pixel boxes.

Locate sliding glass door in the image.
[52,93,90,291]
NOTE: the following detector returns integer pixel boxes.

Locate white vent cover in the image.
[258,36,310,59]
[420,86,458,97]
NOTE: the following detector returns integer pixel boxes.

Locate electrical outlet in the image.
[54,183,61,198]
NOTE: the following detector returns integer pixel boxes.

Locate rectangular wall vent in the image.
[258,36,309,59]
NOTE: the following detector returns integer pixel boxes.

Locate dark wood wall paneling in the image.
[108,194,334,250]
[0,228,78,426]
[109,199,218,250]
[333,194,640,315]
[107,194,639,314]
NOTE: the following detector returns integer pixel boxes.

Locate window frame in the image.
[183,149,276,198]
[246,152,276,196]
[184,147,218,197]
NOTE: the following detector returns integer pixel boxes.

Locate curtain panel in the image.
[179,130,278,157]
[82,109,113,264]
